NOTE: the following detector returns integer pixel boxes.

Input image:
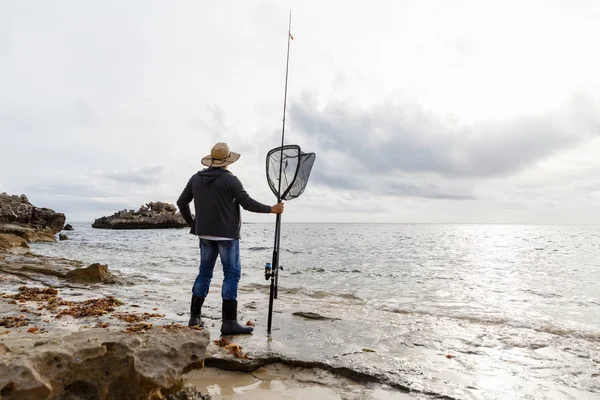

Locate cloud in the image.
[310,170,363,191]
[17,165,181,221]
[311,170,473,200]
[2,1,600,223]
[290,93,600,180]
[74,99,97,127]
[25,182,111,198]
[384,182,473,200]
[22,192,133,221]
[98,165,165,185]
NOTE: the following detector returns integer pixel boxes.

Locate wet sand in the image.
[7,224,600,400]
[187,365,415,400]
[0,247,417,399]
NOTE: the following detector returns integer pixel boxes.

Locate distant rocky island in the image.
[92,201,188,229]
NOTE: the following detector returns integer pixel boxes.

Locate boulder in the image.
[0,224,56,243]
[0,253,131,287]
[0,327,210,400]
[58,234,68,241]
[92,201,187,229]
[63,224,74,231]
[0,233,29,254]
[65,263,122,284]
[0,193,65,240]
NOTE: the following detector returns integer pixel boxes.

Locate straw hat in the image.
[201,142,241,167]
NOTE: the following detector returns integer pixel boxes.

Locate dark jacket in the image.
[177,167,271,239]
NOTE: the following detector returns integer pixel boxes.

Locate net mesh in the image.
[266,145,316,201]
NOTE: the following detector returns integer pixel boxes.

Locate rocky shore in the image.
[92,202,188,229]
[0,194,212,400]
[1,194,411,400]
[0,326,210,400]
[0,193,65,243]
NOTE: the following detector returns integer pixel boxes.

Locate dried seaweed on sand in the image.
[55,297,123,319]
[0,315,29,328]
[160,323,204,332]
[213,337,249,359]
[112,312,164,323]
[0,286,58,301]
[161,323,187,331]
[214,337,232,347]
[124,323,153,333]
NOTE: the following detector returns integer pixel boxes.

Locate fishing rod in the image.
[267,11,292,334]
[264,11,316,335]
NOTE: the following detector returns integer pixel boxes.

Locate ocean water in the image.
[30,223,600,399]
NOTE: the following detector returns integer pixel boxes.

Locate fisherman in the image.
[177,142,284,335]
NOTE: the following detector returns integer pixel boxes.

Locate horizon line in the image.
[64,221,600,226]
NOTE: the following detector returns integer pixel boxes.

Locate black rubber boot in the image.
[188,295,205,327]
[220,299,253,335]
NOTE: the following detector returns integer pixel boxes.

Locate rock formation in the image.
[65,263,123,284]
[0,327,210,400]
[0,193,65,243]
[92,201,188,229]
[0,233,29,254]
[0,253,130,287]
[63,224,74,231]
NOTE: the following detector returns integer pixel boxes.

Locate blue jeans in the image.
[192,239,241,300]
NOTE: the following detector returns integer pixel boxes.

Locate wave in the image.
[533,325,600,342]
[243,283,363,301]
[522,289,563,299]
[247,246,308,254]
[383,306,600,342]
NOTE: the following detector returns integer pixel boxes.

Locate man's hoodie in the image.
[177,167,271,239]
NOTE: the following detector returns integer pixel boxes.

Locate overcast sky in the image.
[2,0,600,224]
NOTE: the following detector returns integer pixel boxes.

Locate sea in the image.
[30,223,600,399]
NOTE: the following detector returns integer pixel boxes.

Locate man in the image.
[177,142,284,335]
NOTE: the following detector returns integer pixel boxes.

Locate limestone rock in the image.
[0,193,66,240]
[65,263,122,284]
[0,327,210,400]
[0,253,130,287]
[0,233,29,254]
[92,201,187,230]
[0,224,55,243]
[165,386,212,400]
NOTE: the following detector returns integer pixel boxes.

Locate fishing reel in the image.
[264,262,283,280]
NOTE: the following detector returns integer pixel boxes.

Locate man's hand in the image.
[271,202,284,214]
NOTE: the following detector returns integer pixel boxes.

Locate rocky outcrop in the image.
[65,263,123,284]
[0,234,30,254]
[0,253,130,287]
[0,224,55,244]
[0,327,210,400]
[0,194,65,242]
[92,202,188,229]
[63,224,73,231]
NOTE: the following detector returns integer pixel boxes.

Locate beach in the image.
[0,245,411,399]
[2,218,599,399]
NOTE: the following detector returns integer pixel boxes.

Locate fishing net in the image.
[266,145,316,200]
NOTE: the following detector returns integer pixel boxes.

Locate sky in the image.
[1,0,600,224]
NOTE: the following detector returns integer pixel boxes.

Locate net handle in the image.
[280,150,303,200]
